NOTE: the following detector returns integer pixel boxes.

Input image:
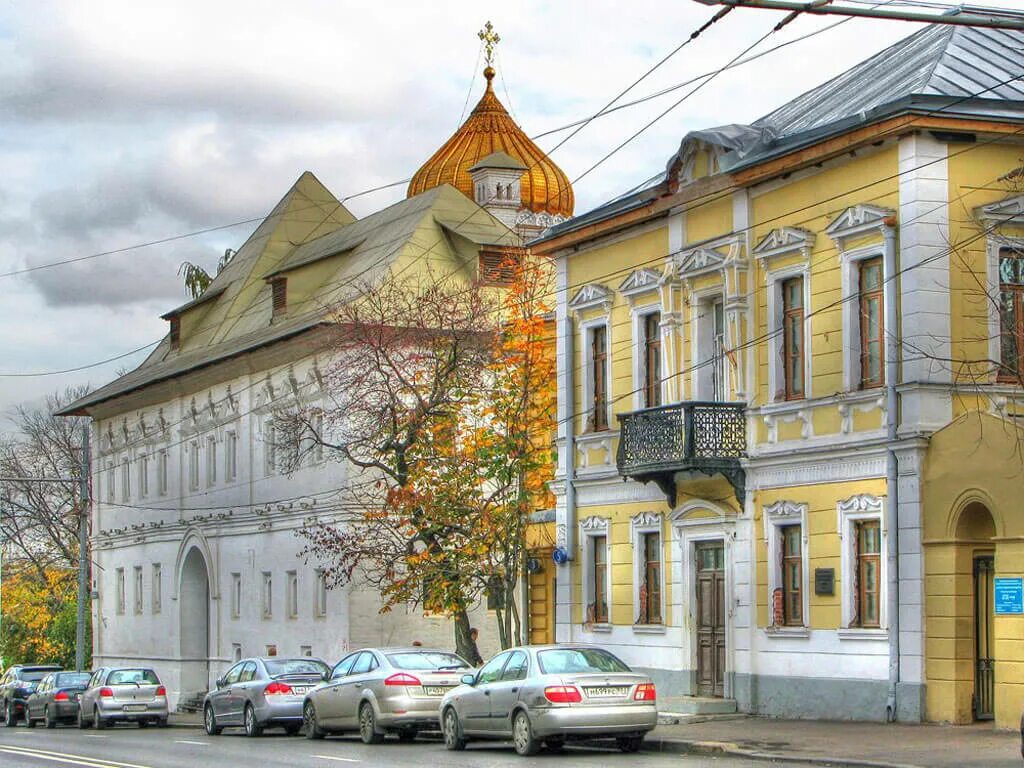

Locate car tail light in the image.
[544,686,582,704]
[99,687,114,698]
[155,686,167,697]
[264,682,293,696]
[384,673,421,687]
[54,691,69,702]
[634,683,656,701]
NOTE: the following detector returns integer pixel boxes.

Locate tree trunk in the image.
[452,607,475,661]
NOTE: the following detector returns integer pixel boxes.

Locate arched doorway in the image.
[179,547,211,696]
[956,502,996,721]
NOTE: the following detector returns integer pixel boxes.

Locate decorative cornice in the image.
[568,283,613,315]
[837,493,884,516]
[630,511,662,529]
[975,194,1024,224]
[753,226,815,265]
[825,204,895,247]
[763,500,807,520]
[677,246,727,276]
[580,515,610,532]
[618,268,662,298]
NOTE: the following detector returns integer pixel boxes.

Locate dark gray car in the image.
[25,672,92,728]
[203,657,329,737]
[0,665,62,726]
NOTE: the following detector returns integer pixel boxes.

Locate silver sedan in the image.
[303,647,471,743]
[203,657,329,737]
[440,644,657,756]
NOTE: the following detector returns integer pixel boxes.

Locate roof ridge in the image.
[922,24,958,93]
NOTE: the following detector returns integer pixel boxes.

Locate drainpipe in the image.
[564,312,577,562]
[883,222,900,723]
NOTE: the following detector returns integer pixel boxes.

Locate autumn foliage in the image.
[0,567,83,668]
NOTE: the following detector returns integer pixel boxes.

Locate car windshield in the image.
[56,673,91,687]
[386,652,470,671]
[264,659,329,677]
[22,671,51,682]
[107,669,159,685]
[537,648,631,675]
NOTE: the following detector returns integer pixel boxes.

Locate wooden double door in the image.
[695,541,726,697]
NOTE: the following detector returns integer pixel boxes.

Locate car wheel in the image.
[4,701,17,727]
[45,707,56,730]
[204,705,222,736]
[616,735,644,753]
[77,708,89,729]
[93,707,106,730]
[397,727,418,743]
[243,704,263,737]
[512,711,540,757]
[358,702,384,745]
[304,702,325,740]
[25,712,36,729]
[545,738,565,753]
[442,707,466,752]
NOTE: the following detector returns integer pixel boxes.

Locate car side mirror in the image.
[460,674,477,686]
[322,672,331,682]
[215,676,226,689]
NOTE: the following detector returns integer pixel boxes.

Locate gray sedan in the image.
[78,667,169,729]
[440,645,657,756]
[203,657,329,737]
[25,672,92,728]
[303,647,471,743]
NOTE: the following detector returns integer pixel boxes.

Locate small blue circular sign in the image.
[552,547,569,565]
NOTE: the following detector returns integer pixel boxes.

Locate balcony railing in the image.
[616,401,746,505]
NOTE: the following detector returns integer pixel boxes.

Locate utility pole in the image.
[76,425,90,673]
[690,0,1024,29]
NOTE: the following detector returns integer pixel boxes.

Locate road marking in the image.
[0,745,156,768]
[311,756,361,763]
[82,735,108,739]
[173,740,208,746]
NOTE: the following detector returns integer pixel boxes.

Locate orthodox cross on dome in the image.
[478,21,500,66]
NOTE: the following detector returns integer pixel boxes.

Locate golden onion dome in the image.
[408,66,574,218]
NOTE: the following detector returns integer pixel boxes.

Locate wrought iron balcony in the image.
[616,401,747,505]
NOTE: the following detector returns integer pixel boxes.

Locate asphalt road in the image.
[0,723,802,768]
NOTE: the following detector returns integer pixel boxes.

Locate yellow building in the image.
[533,24,1024,726]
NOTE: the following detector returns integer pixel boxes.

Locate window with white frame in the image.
[632,307,663,410]
[206,435,217,487]
[692,293,727,401]
[261,571,273,619]
[763,500,809,630]
[631,513,664,625]
[837,494,886,631]
[138,454,149,498]
[231,572,241,619]
[225,431,238,482]
[121,458,130,502]
[314,569,328,617]
[157,450,168,496]
[152,563,162,614]
[580,516,611,625]
[106,460,115,502]
[115,568,126,615]
[232,643,242,662]
[766,267,812,402]
[998,246,1024,382]
[188,441,200,491]
[133,566,143,614]
[300,645,313,658]
[286,570,298,619]
[584,324,610,432]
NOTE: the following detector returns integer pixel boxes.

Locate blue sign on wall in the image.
[994,577,1024,615]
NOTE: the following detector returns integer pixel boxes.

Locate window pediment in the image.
[753,227,815,265]
[825,204,895,248]
[568,283,612,315]
[678,246,727,277]
[976,194,1024,225]
[618,268,662,299]
[580,515,610,532]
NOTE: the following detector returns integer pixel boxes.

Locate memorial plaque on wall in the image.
[814,568,835,596]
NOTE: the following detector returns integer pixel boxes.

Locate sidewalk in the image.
[646,716,1021,768]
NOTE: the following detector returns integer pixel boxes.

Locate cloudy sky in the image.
[1,0,1019,420]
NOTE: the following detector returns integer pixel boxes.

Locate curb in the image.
[644,737,928,768]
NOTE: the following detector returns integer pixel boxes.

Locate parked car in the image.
[203,657,329,737]
[77,667,168,729]
[0,664,63,727]
[439,644,657,756]
[302,647,471,743]
[25,671,92,728]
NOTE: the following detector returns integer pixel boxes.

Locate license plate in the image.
[585,686,629,697]
[291,686,310,695]
[123,704,148,712]
[422,685,452,696]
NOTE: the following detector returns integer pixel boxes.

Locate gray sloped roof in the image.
[754,24,1024,140]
